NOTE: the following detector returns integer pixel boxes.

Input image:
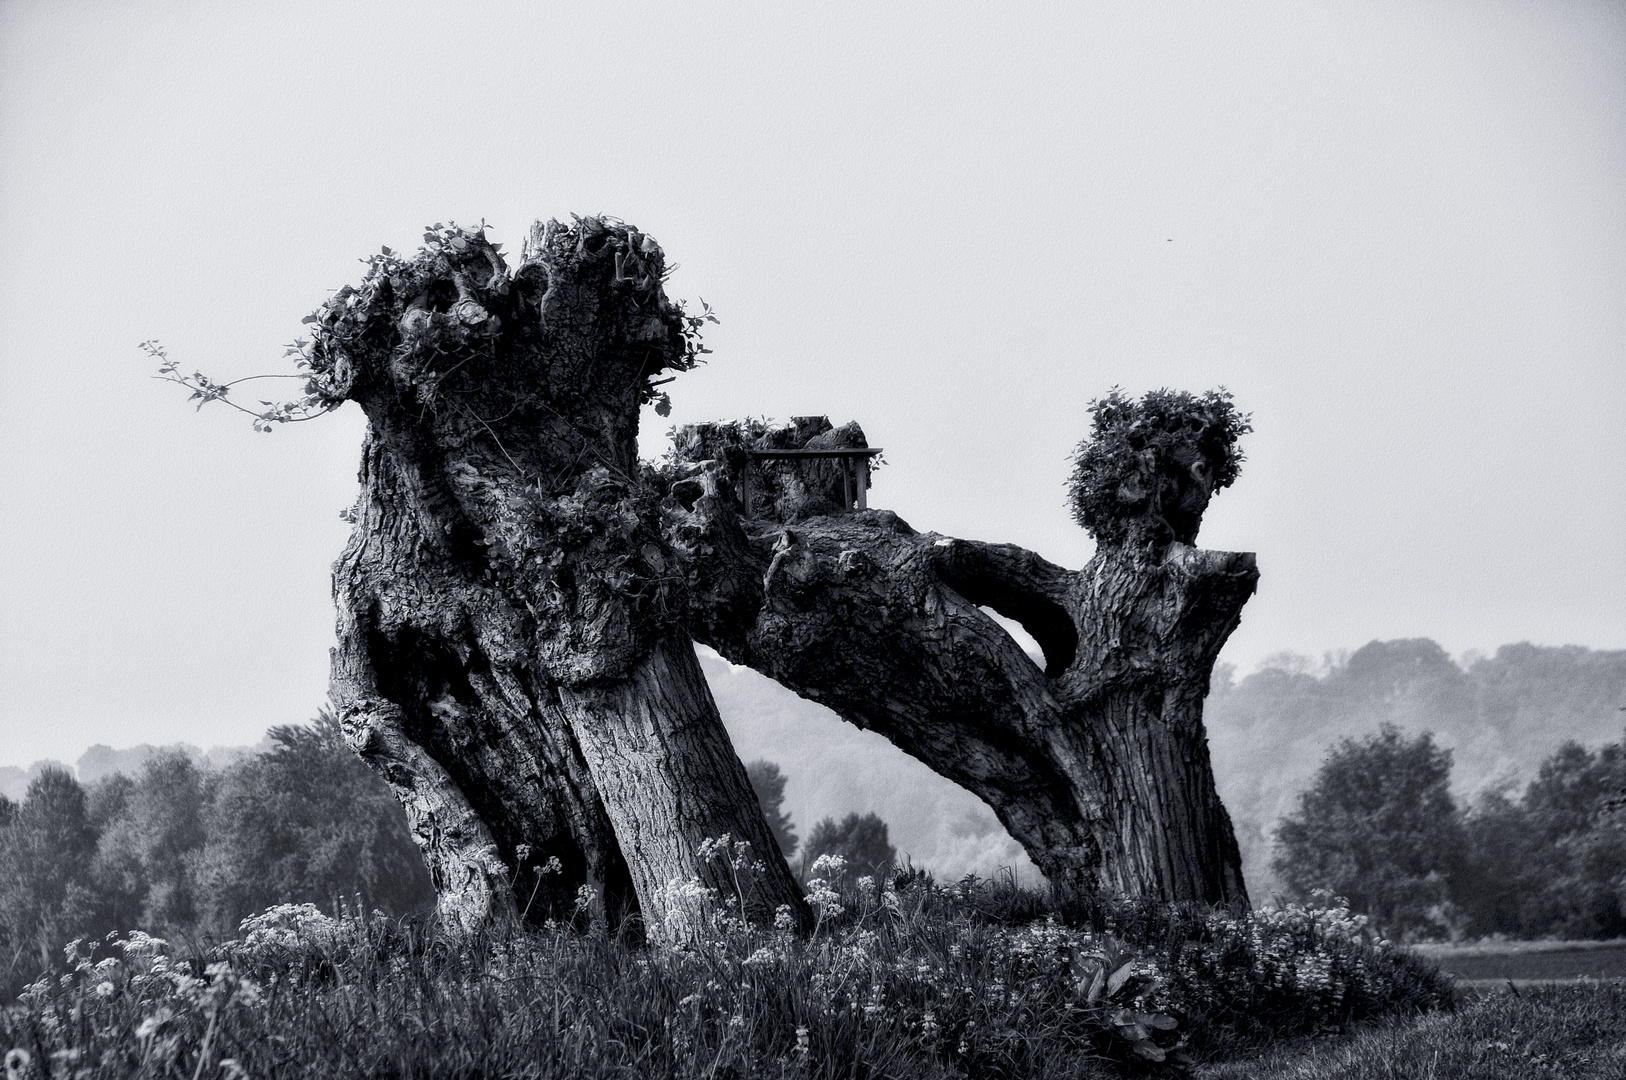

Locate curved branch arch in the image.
[660,417,1254,904]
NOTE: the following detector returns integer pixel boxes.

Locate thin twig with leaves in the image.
[142,340,339,433]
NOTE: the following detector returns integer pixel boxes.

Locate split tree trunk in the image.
[300,216,1254,929]
[309,219,809,935]
[661,420,1254,904]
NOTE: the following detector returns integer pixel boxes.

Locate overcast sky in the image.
[1,0,1622,769]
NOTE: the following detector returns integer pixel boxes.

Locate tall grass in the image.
[1,854,1451,1079]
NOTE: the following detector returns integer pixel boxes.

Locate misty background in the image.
[2,2,1623,890]
[6,640,1623,896]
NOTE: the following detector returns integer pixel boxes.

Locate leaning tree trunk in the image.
[295,215,1254,927]
[307,219,809,935]
[660,418,1255,904]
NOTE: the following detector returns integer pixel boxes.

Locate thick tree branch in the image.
[663,418,1255,904]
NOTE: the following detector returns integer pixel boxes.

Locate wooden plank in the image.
[744,448,883,459]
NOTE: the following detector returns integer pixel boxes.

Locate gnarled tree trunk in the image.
[309,219,809,935]
[299,217,1254,931]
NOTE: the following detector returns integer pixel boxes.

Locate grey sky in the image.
[1,0,1622,768]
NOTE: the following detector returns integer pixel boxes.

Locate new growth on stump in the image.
[157,216,1259,934]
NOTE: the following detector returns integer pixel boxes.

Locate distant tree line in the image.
[0,714,432,999]
[1208,638,1626,896]
[17,675,1614,1003]
[746,760,897,885]
[1273,724,1626,941]
[0,739,900,1001]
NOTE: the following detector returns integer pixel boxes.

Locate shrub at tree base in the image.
[0,863,1450,1079]
[1051,891,1455,1058]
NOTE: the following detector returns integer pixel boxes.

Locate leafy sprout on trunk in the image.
[1068,387,1251,549]
[142,340,338,434]
[144,220,717,432]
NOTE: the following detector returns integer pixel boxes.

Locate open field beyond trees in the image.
[1200,982,1626,1080]
[1412,939,1626,986]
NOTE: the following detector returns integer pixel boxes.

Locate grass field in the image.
[1413,939,1626,985]
[1199,982,1626,1079]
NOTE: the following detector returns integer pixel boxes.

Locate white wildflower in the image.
[135,1008,173,1040]
[658,875,719,941]
[810,853,847,880]
[4,1049,31,1080]
[744,947,781,967]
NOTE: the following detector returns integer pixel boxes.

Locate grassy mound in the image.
[1,862,1450,1078]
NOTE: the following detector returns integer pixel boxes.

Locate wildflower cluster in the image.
[9,930,267,1080]
[1057,890,1453,1053]
[1167,895,1432,1034]
[653,834,773,944]
[804,853,847,934]
[1,861,1451,1079]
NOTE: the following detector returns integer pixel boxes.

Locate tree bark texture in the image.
[308,219,808,935]
[300,216,1255,929]
[660,419,1255,905]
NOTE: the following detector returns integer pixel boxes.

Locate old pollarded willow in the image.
[169,217,1257,933]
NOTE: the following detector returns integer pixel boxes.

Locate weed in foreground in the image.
[1,849,1451,1079]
